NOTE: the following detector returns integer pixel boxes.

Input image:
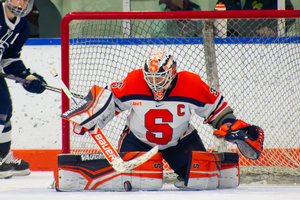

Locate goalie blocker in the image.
[55,151,239,191]
[61,85,116,132]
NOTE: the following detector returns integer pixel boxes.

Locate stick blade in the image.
[111,145,159,172]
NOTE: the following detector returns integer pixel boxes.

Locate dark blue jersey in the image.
[0,3,29,78]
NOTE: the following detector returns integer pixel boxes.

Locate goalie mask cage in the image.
[61,10,300,183]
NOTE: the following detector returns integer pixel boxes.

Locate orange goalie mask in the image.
[143,49,177,100]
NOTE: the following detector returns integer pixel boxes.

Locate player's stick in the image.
[0,72,84,99]
[49,68,78,105]
[49,68,158,172]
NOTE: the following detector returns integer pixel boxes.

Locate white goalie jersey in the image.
[61,69,229,150]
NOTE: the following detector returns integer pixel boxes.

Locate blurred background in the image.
[1,0,299,38]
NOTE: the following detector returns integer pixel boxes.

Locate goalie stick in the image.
[0,72,84,99]
[49,68,159,172]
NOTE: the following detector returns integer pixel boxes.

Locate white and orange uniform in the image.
[109,68,228,150]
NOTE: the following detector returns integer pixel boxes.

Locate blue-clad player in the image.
[0,0,47,179]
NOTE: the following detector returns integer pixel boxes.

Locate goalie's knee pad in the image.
[176,151,223,190]
[219,152,239,188]
[55,152,163,191]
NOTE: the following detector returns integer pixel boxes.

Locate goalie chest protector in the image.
[55,152,163,191]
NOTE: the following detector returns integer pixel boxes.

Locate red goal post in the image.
[61,10,300,183]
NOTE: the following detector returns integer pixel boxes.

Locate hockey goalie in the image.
[57,49,264,191]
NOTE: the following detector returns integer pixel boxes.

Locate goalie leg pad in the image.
[219,152,239,188]
[175,151,223,190]
[55,152,163,191]
[61,85,115,130]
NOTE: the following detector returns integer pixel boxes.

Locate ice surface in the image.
[1,172,300,200]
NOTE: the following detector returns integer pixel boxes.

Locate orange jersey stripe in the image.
[111,69,220,106]
[111,69,151,99]
[169,71,220,104]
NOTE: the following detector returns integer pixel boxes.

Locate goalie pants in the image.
[0,77,13,154]
[119,127,206,179]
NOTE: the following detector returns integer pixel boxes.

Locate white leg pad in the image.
[175,151,222,190]
[219,167,239,188]
[55,152,163,191]
[57,170,88,191]
[187,176,219,190]
[218,152,240,188]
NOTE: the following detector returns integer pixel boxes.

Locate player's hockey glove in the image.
[23,73,47,94]
[213,119,264,160]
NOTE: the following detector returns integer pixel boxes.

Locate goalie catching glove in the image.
[213,119,264,160]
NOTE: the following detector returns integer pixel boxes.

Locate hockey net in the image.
[61,10,300,184]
